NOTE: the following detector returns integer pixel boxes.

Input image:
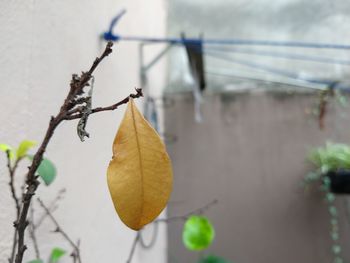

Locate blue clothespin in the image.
[102,9,127,41]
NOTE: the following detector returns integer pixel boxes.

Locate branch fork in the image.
[6,41,143,263]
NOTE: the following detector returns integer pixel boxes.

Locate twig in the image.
[28,206,40,259]
[6,151,21,218]
[38,199,82,263]
[27,190,67,262]
[318,86,335,130]
[127,200,218,263]
[6,151,22,263]
[65,88,143,120]
[126,233,140,263]
[9,231,17,263]
[318,90,328,130]
[35,188,66,228]
[70,240,80,263]
[156,199,218,223]
[12,41,143,263]
[61,42,113,113]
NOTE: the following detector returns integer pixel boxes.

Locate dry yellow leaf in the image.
[107,98,173,230]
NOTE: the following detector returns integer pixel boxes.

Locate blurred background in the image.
[1,1,350,263]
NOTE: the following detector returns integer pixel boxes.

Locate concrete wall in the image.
[164,90,350,263]
[0,1,168,263]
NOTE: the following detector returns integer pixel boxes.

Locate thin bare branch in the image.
[6,151,21,218]
[65,88,143,120]
[6,151,22,263]
[126,200,218,262]
[9,41,143,263]
[38,199,81,263]
[9,231,17,263]
[28,206,40,259]
[70,240,80,263]
[13,41,124,263]
[35,188,66,228]
[156,199,218,223]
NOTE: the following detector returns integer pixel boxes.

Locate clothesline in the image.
[103,11,350,50]
[205,50,348,90]
[164,41,350,91]
[204,46,350,66]
[206,70,324,90]
[105,34,350,50]
[103,10,350,92]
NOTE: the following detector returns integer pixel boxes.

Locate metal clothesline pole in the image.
[205,50,350,91]
[206,70,326,91]
[107,35,350,50]
[203,46,350,66]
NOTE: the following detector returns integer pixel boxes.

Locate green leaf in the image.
[37,159,56,185]
[326,193,336,203]
[307,142,350,172]
[0,143,15,160]
[17,140,37,158]
[322,176,331,188]
[27,155,57,186]
[334,257,344,263]
[49,247,66,263]
[332,244,342,255]
[329,206,338,217]
[336,91,348,107]
[331,218,338,225]
[27,260,43,263]
[198,255,232,263]
[182,215,215,251]
[331,232,339,241]
[304,172,321,183]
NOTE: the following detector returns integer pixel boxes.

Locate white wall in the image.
[0,1,168,262]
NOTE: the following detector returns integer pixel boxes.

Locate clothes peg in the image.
[181,33,206,122]
[181,33,206,92]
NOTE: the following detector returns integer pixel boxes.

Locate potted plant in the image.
[305,142,350,194]
[304,142,350,263]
